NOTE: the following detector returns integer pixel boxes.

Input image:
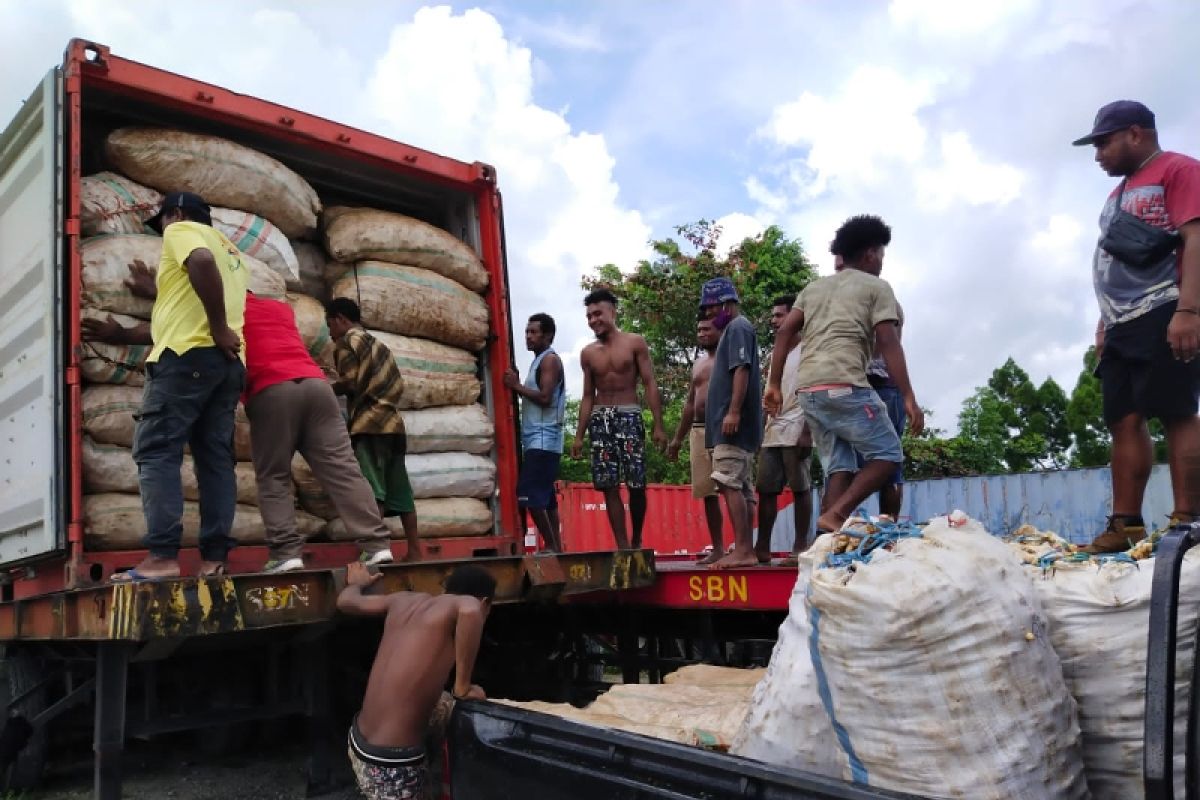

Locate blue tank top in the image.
[521,348,565,452]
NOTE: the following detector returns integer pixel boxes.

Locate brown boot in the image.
[1168,511,1200,528]
[1080,515,1146,555]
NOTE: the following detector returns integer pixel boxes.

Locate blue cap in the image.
[699,277,738,308]
[1072,100,1156,146]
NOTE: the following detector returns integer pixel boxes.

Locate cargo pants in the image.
[133,347,244,561]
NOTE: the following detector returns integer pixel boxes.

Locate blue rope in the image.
[822,512,925,569]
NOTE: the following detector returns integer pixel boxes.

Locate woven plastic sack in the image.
[800,515,1089,799]
[731,535,840,775]
[105,127,320,238]
[83,436,259,506]
[324,207,488,292]
[211,207,299,284]
[80,309,148,386]
[324,497,492,539]
[1009,527,1200,800]
[368,330,481,409]
[407,452,495,499]
[82,493,323,550]
[80,171,161,235]
[285,292,335,368]
[81,234,160,319]
[400,405,493,455]
[330,262,488,350]
[290,241,332,300]
[82,385,142,446]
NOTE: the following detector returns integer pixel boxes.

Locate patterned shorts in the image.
[348,721,428,800]
[588,406,646,490]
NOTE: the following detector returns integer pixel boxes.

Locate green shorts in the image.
[352,433,416,515]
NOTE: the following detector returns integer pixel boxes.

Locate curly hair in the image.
[830,215,892,263]
[584,287,618,307]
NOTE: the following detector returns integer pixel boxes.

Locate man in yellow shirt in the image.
[112,192,248,582]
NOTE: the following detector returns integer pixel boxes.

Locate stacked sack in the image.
[734,514,1090,800]
[295,207,497,540]
[79,130,324,550]
[1005,525,1200,800]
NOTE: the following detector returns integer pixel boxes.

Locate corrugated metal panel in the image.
[559,465,1174,553]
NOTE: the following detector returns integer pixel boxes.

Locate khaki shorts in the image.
[711,444,755,498]
[689,426,717,499]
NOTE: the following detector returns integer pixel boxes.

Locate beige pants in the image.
[689,426,717,498]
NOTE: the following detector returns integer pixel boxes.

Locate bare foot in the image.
[110,555,180,582]
[708,549,760,570]
[816,510,848,533]
[696,551,722,565]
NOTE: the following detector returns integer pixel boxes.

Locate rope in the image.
[822,511,925,569]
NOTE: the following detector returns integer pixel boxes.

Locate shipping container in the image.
[0,39,525,598]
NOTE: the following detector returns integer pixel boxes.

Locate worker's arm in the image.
[765,308,804,414]
[636,336,668,450]
[336,562,394,616]
[1167,220,1200,362]
[81,316,152,346]
[451,598,487,700]
[330,332,363,397]
[571,352,595,459]
[668,374,697,461]
[723,365,749,436]
[506,353,562,407]
[875,321,924,436]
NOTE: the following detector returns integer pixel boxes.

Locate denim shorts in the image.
[855,384,906,485]
[798,387,903,476]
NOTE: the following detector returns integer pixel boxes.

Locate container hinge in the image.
[64,218,81,237]
[65,366,81,386]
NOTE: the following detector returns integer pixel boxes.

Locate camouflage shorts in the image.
[588,406,646,490]
[348,723,428,800]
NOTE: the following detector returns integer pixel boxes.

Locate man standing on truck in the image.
[1073,101,1200,553]
[338,561,494,800]
[571,288,668,550]
[107,192,246,582]
[765,215,923,535]
[699,277,763,570]
[755,295,814,565]
[326,299,422,560]
[83,264,401,571]
[667,315,726,564]
[504,313,566,553]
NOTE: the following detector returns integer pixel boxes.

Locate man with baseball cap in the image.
[1073,100,1200,553]
[110,191,248,581]
[699,277,763,569]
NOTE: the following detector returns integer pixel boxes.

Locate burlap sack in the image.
[401,405,493,455]
[80,309,148,386]
[324,497,492,539]
[368,330,481,409]
[105,127,321,238]
[80,172,161,235]
[331,262,488,350]
[81,234,159,319]
[81,384,253,460]
[285,292,335,368]
[83,436,259,506]
[407,452,496,499]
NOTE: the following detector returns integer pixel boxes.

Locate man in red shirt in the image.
[1073,100,1200,552]
[83,262,402,572]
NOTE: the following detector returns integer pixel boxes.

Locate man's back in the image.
[242,294,325,400]
[794,269,900,390]
[357,593,461,749]
[335,327,407,436]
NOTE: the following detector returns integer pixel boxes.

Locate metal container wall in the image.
[558,464,1174,552]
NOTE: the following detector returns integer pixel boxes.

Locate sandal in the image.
[110,568,158,583]
[197,562,227,578]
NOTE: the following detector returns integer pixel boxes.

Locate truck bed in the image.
[448,700,923,800]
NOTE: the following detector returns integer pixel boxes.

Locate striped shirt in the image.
[333,327,406,436]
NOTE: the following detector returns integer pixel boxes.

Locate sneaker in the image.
[261,557,305,574]
[360,550,394,567]
[1080,516,1146,555]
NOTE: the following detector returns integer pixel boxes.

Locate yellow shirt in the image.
[148,221,249,363]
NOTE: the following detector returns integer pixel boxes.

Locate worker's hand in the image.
[1168,311,1200,363]
[455,683,486,701]
[502,368,520,390]
[904,394,925,437]
[763,385,782,416]
[666,439,681,462]
[1094,326,1105,360]
[651,424,668,451]
[570,436,584,460]
[212,324,241,361]
[81,314,125,344]
[721,410,740,437]
[345,561,382,589]
[125,259,158,299]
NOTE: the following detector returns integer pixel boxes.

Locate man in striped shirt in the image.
[326,299,421,561]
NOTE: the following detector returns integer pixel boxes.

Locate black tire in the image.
[0,645,49,791]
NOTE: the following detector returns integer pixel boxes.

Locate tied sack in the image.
[324,497,493,539]
[367,330,481,409]
[105,127,321,238]
[801,514,1089,800]
[211,207,300,284]
[80,172,162,235]
[82,436,259,506]
[407,452,496,499]
[80,309,149,386]
[401,405,494,455]
[731,534,841,776]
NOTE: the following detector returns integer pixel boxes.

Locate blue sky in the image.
[3,0,1198,433]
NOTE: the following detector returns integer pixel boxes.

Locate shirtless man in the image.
[667,316,725,563]
[337,561,495,800]
[571,288,667,549]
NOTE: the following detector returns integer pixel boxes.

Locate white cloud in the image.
[914,133,1024,210]
[888,0,1037,37]
[1031,214,1085,256]
[713,212,766,257]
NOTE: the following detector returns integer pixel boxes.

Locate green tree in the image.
[902,411,1003,479]
[957,358,1071,473]
[1066,347,1110,467]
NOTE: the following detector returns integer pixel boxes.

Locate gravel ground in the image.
[26,739,365,800]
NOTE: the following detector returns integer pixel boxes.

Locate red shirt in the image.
[243,293,326,401]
